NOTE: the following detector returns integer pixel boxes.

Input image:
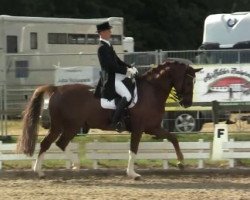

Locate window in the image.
[110,35,122,45]
[7,36,18,53]
[68,34,86,44]
[48,33,116,45]
[86,34,99,44]
[15,60,29,78]
[30,32,38,49]
[48,33,67,44]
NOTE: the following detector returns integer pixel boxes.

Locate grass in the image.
[1,119,250,170]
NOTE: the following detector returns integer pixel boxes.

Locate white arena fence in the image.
[222,139,250,168]
[86,139,250,169]
[0,142,79,170]
[86,139,211,169]
[0,139,250,170]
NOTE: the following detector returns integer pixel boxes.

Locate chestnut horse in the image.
[17,60,201,179]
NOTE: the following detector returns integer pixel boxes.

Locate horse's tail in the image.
[17,85,56,156]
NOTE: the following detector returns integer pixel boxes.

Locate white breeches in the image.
[115,73,132,102]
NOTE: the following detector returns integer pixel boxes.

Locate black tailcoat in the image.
[96,40,130,100]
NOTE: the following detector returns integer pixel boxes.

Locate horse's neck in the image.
[138,78,173,108]
[154,84,173,105]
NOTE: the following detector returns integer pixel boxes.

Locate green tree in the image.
[1,0,250,50]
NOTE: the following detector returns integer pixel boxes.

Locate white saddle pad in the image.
[100,85,138,109]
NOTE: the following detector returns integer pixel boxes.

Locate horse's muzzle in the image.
[179,100,192,108]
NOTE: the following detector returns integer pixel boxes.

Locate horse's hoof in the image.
[37,171,45,179]
[72,166,80,171]
[127,170,141,180]
[134,175,141,181]
[177,162,185,170]
[38,174,46,179]
[39,175,46,179]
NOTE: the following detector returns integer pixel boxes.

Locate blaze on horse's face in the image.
[176,67,202,108]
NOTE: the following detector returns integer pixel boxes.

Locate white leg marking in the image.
[33,152,45,177]
[126,150,141,179]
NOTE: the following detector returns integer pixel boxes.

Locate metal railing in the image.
[0,84,7,136]
[124,49,250,66]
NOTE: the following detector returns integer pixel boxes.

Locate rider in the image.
[96,21,138,130]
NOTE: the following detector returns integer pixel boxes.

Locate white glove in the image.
[131,67,138,75]
[126,68,136,78]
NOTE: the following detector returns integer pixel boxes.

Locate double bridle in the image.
[173,71,195,103]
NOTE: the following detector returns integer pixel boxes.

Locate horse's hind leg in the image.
[56,127,79,170]
[152,128,184,169]
[34,127,61,177]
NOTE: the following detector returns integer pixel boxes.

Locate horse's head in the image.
[142,60,202,108]
[169,61,202,108]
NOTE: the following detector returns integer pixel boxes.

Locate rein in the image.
[172,68,195,103]
[142,61,195,103]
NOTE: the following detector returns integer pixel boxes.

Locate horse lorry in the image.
[161,12,250,132]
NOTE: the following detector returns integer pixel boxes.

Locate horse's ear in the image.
[194,68,203,73]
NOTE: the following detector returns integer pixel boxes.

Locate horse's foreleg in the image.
[127,131,142,180]
[33,151,45,178]
[153,128,184,169]
[127,150,141,180]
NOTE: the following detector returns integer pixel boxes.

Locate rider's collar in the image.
[100,38,111,46]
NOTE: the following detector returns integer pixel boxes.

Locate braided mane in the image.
[141,59,188,81]
[139,59,189,102]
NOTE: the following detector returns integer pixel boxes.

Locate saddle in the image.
[94,77,137,132]
[95,77,138,110]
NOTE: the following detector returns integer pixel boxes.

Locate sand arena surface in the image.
[1,169,250,200]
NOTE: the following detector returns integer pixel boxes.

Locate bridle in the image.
[173,70,195,103]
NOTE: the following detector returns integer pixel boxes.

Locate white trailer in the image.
[202,12,250,49]
[0,15,129,88]
[0,15,125,54]
[0,15,134,115]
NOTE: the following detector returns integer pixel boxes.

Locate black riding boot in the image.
[111,97,129,132]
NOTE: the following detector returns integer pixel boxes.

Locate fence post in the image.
[163,139,169,169]
[159,49,163,64]
[93,140,98,169]
[212,124,229,160]
[198,139,204,169]
[65,144,72,169]
[228,138,235,168]
[212,100,219,124]
[0,141,2,170]
[0,48,7,136]
[155,50,159,66]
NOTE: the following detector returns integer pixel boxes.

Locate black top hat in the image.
[96,21,112,32]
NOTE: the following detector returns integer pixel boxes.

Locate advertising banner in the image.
[194,64,250,102]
